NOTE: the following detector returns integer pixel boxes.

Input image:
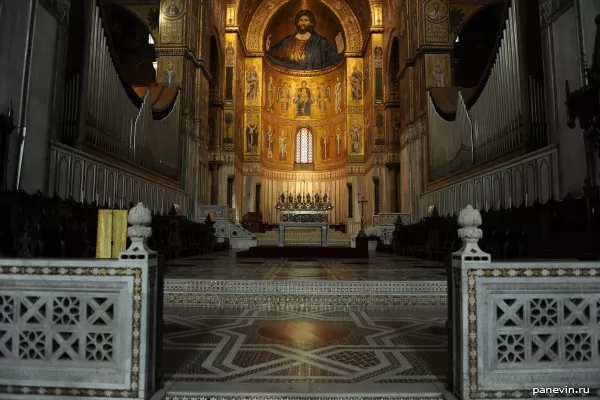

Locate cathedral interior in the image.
[1,0,600,399]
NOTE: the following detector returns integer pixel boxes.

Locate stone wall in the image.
[0,0,69,192]
[540,0,600,197]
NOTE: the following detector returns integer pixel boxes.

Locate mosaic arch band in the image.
[265,9,345,70]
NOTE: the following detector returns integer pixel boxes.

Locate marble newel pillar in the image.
[209,161,222,205]
[119,202,159,399]
[387,163,400,212]
[450,205,490,399]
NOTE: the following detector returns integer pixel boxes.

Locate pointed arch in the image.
[387,34,401,102]
[209,35,221,102]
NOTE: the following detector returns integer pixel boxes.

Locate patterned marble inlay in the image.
[164,254,447,306]
[166,396,443,400]
[163,306,447,384]
[467,267,600,399]
[0,264,142,398]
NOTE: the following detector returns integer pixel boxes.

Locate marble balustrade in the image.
[450,206,600,400]
[0,203,159,400]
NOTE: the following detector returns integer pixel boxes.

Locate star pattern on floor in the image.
[162,306,447,384]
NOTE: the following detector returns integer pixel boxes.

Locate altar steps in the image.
[255,227,351,246]
[160,384,448,400]
[236,244,367,258]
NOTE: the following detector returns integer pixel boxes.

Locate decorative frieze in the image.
[261,167,348,181]
[163,279,447,307]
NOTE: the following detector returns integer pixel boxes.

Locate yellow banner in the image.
[96,210,113,258]
[96,209,129,259]
[111,210,128,256]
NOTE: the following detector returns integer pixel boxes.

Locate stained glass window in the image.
[295,128,313,163]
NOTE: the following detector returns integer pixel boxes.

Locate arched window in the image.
[295,127,313,164]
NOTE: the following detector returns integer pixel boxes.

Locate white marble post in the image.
[119,202,159,399]
[451,205,490,400]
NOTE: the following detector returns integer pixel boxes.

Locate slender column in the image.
[386,163,400,213]
[209,161,222,205]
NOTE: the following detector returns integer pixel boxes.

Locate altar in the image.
[275,193,333,247]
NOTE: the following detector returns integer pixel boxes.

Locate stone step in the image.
[162,383,448,400]
[257,230,349,235]
[256,229,350,245]
[163,279,447,307]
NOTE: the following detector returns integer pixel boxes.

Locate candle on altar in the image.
[525,193,528,205]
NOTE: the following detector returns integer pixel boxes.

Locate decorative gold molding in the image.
[261,166,348,181]
[348,155,365,163]
[262,108,347,127]
[244,155,261,163]
[263,57,346,77]
[347,164,366,175]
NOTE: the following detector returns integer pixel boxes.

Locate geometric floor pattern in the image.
[163,306,447,384]
[160,252,451,399]
[165,252,447,281]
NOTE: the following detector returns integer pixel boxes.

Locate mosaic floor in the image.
[162,305,448,386]
[165,251,446,281]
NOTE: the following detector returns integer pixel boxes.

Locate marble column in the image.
[387,163,400,213]
[209,161,222,205]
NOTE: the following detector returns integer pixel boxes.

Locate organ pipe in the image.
[63,4,180,179]
[427,2,548,180]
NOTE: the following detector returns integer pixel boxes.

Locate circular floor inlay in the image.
[258,321,351,344]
